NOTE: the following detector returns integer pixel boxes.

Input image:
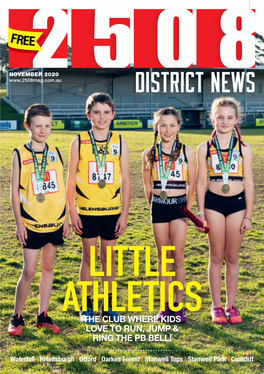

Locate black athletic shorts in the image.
[79,214,120,240]
[24,226,64,250]
[205,190,246,217]
[151,194,187,223]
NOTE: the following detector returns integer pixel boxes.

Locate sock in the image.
[100,291,112,312]
[87,293,93,309]
[108,291,112,308]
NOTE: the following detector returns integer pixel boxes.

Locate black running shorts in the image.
[205,190,246,217]
[79,214,120,240]
[151,194,187,223]
[24,226,64,250]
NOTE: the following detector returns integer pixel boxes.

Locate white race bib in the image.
[32,170,59,195]
[211,151,239,175]
[161,160,183,181]
[88,161,114,184]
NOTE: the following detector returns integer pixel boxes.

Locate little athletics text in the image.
[62,246,201,313]
[63,280,201,312]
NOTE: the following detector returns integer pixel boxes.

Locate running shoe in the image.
[36,311,60,333]
[101,307,122,323]
[210,305,227,325]
[80,307,96,325]
[8,314,25,336]
[156,302,171,323]
[173,302,187,323]
[225,305,243,324]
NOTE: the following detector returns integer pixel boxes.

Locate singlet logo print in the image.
[92,145,109,155]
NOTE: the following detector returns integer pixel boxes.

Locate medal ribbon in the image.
[214,135,234,185]
[89,130,111,181]
[29,141,48,192]
[158,141,177,191]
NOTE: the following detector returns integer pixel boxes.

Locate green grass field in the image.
[0,129,264,374]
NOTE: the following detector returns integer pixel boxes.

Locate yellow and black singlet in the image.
[152,143,188,189]
[15,144,66,233]
[207,137,243,181]
[76,131,122,216]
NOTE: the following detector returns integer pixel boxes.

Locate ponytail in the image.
[209,128,217,148]
[171,133,181,161]
[145,128,158,169]
[234,125,246,146]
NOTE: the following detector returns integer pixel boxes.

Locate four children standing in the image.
[8,94,253,335]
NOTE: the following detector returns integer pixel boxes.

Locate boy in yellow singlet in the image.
[8,103,69,336]
[67,92,131,324]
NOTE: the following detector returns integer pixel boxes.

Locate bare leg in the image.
[80,237,98,295]
[100,238,118,292]
[152,222,170,302]
[39,243,58,314]
[224,210,245,306]
[170,218,188,304]
[205,209,226,306]
[14,248,40,315]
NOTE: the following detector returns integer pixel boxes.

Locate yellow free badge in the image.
[8,28,43,51]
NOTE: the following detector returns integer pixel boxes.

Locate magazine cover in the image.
[1,1,264,373]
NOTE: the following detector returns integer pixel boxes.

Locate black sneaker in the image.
[36,311,60,333]
[8,314,25,335]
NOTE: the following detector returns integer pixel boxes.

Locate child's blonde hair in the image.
[209,96,245,147]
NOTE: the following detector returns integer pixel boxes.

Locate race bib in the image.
[88,161,114,184]
[32,170,59,194]
[163,160,183,181]
[211,150,239,175]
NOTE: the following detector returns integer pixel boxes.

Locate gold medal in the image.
[222,184,230,194]
[37,193,45,203]
[160,191,167,200]
[98,179,106,189]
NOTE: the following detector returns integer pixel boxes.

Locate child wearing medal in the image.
[196,97,254,325]
[8,104,69,336]
[67,92,131,324]
[142,107,196,323]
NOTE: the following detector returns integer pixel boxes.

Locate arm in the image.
[57,148,70,238]
[62,205,70,237]
[142,148,153,206]
[66,137,83,235]
[185,146,196,210]
[115,140,131,237]
[196,143,208,232]
[11,151,27,247]
[240,143,254,233]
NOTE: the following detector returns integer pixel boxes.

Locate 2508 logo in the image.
[9,9,255,68]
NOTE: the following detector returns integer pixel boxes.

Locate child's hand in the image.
[240,217,252,234]
[195,213,208,233]
[62,220,70,237]
[70,210,83,235]
[16,223,27,247]
[114,214,127,237]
